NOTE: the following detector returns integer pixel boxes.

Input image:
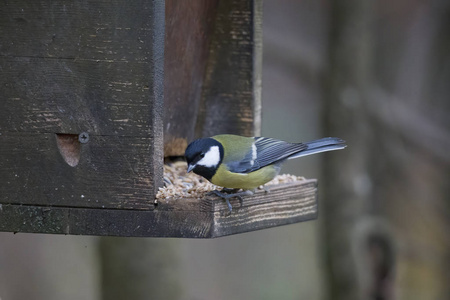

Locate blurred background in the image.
[1,0,449,299]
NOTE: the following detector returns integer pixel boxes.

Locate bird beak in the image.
[187,164,195,173]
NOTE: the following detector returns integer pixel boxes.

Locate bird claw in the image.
[208,189,254,212]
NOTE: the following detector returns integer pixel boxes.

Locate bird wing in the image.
[225,137,307,174]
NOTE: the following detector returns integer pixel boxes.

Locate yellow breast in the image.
[210,164,279,190]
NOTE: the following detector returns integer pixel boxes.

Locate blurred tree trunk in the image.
[321,1,393,300]
[322,0,450,300]
[377,1,450,299]
[99,238,181,300]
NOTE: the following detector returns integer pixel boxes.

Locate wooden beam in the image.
[0,133,158,209]
[163,0,218,156]
[163,0,263,156]
[195,0,263,138]
[0,180,317,238]
[0,0,164,207]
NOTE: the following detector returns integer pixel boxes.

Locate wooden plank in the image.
[0,180,318,238]
[252,0,263,136]
[155,179,317,212]
[163,0,263,156]
[211,180,317,236]
[0,0,164,136]
[0,1,159,60]
[1,58,157,136]
[0,0,164,208]
[163,0,218,156]
[0,133,159,209]
[0,205,213,237]
[195,0,263,138]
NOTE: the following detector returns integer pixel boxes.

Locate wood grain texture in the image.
[0,133,159,209]
[252,0,263,136]
[1,58,157,135]
[164,0,263,155]
[0,180,318,238]
[0,1,158,60]
[0,0,164,208]
[164,0,218,156]
[195,0,263,138]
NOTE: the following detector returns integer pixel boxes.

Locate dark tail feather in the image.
[288,137,346,159]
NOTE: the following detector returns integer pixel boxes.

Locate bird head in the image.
[184,138,224,180]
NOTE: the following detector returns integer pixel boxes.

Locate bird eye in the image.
[199,153,205,158]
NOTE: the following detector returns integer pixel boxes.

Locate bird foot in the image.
[208,189,254,212]
[261,185,271,193]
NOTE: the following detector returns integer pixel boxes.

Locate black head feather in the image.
[184,138,224,180]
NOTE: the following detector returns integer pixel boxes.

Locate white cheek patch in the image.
[197,146,220,168]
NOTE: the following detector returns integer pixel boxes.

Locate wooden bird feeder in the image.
[0,0,318,238]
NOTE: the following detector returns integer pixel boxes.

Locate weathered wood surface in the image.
[1,58,158,136]
[196,0,263,138]
[163,0,263,157]
[0,0,306,239]
[0,180,318,238]
[1,133,158,209]
[0,0,164,208]
[163,0,218,156]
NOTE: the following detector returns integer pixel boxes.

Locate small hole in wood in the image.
[56,134,81,167]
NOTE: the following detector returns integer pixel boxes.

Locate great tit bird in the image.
[185,134,346,211]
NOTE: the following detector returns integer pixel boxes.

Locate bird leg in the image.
[220,188,240,194]
[208,189,254,212]
[262,185,271,193]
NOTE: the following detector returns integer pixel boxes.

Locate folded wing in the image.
[225,137,307,174]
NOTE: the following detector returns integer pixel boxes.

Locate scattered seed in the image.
[156,161,305,199]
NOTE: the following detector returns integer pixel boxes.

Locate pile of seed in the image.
[156,161,305,199]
